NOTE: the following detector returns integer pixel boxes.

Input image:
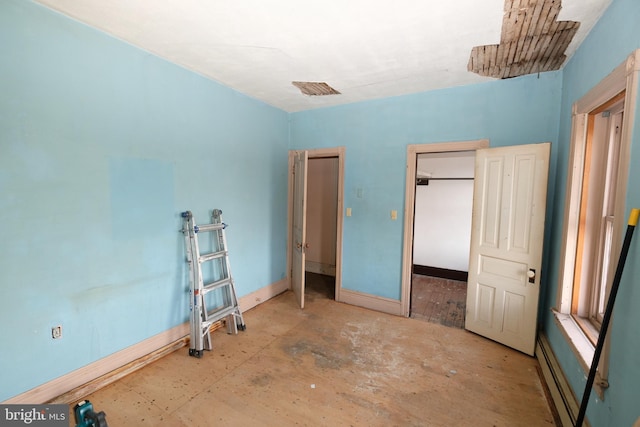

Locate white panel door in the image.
[292,151,308,309]
[465,142,550,355]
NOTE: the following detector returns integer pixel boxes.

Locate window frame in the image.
[589,106,623,327]
[572,102,624,334]
[554,49,640,398]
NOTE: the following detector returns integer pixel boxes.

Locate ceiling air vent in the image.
[292,81,341,96]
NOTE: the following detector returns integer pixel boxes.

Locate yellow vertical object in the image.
[629,208,640,226]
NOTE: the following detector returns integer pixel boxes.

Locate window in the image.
[555,50,640,397]
[572,97,624,343]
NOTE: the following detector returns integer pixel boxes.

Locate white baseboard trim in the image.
[4,322,190,405]
[535,333,582,427]
[238,278,289,313]
[339,288,402,316]
[3,279,289,405]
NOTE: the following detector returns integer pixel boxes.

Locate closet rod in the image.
[416,177,474,185]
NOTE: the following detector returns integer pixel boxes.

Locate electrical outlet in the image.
[51,325,62,339]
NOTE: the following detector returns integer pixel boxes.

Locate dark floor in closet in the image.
[411,274,467,329]
[305,271,335,301]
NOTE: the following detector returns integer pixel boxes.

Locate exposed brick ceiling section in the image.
[468,0,580,79]
[292,81,341,96]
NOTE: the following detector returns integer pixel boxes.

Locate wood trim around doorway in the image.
[400,139,489,317]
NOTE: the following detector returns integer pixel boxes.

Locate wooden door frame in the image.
[287,147,345,302]
[400,139,489,317]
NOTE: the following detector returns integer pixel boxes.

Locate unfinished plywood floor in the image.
[74,289,556,426]
[411,274,467,329]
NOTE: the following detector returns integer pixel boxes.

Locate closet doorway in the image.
[304,156,339,303]
[288,147,345,309]
[411,151,475,328]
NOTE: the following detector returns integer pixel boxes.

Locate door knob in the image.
[296,242,302,249]
[528,268,536,284]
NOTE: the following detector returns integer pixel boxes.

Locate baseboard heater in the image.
[536,333,583,427]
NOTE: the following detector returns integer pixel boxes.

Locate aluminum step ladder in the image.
[181,209,246,358]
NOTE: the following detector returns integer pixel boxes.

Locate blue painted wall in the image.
[541,0,640,425]
[0,0,288,401]
[290,74,563,300]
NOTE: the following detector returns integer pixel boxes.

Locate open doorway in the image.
[403,140,551,355]
[288,147,345,309]
[410,151,475,328]
[400,140,489,318]
[305,156,339,302]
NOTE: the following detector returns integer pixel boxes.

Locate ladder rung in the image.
[199,250,227,263]
[196,223,226,233]
[202,278,232,294]
[202,306,237,329]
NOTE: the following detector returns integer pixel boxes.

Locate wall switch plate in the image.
[391,210,397,220]
[52,325,62,339]
[346,208,352,217]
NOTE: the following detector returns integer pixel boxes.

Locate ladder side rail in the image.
[210,210,231,313]
[187,212,213,355]
[195,219,215,353]
[213,210,246,332]
[183,214,198,354]
[189,215,207,354]
[211,210,235,333]
[182,213,202,355]
[214,213,237,334]
[218,229,233,313]
[182,217,197,326]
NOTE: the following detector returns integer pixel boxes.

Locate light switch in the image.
[391,210,397,220]
[346,208,352,217]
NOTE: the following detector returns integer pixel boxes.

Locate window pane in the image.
[595,215,615,322]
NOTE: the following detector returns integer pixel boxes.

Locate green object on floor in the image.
[74,400,108,427]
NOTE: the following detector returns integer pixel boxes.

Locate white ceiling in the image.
[36,0,612,112]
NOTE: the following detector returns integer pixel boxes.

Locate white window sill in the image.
[552,309,609,399]
[552,309,594,373]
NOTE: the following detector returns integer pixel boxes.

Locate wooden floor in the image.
[74,277,556,426]
[410,275,467,329]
